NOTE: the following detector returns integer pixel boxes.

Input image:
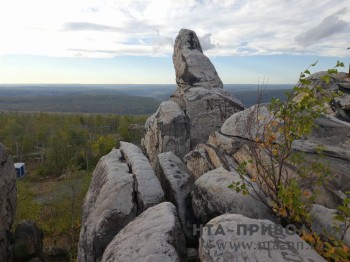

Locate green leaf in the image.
[311,60,318,66]
[334,215,345,222]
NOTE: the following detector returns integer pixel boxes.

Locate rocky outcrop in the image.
[142,29,244,165]
[78,149,137,262]
[142,101,190,168]
[101,202,187,262]
[156,152,196,245]
[78,146,164,262]
[184,143,231,180]
[192,167,274,224]
[173,29,223,89]
[310,204,350,246]
[119,142,164,210]
[0,143,16,262]
[198,214,326,262]
[303,71,350,122]
[13,220,44,262]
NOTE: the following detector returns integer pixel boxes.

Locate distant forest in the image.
[0,84,293,114]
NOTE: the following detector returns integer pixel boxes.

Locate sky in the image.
[0,0,349,85]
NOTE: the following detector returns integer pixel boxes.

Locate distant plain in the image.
[0,84,293,114]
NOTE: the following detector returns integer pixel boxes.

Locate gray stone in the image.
[221,103,282,143]
[184,149,213,181]
[14,220,43,262]
[192,167,274,224]
[120,141,164,210]
[310,204,350,246]
[199,214,326,262]
[173,29,223,90]
[171,87,244,147]
[156,152,196,244]
[101,202,187,262]
[142,101,190,168]
[0,143,16,262]
[78,149,137,262]
[302,71,350,122]
[184,143,231,180]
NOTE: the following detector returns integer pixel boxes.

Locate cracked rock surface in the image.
[78,145,164,262]
[102,202,187,262]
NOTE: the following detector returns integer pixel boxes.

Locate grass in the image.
[15,165,92,261]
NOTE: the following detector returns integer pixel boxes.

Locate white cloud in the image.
[0,0,349,58]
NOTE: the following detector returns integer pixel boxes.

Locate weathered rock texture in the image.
[142,101,190,168]
[78,149,137,262]
[78,145,164,262]
[101,202,187,262]
[156,152,196,245]
[211,101,350,208]
[0,143,16,262]
[14,220,43,262]
[192,167,274,224]
[119,141,164,209]
[199,214,326,262]
[304,71,350,122]
[184,143,231,180]
[310,204,350,246]
[142,29,244,165]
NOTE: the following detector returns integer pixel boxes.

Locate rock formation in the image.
[101,202,186,262]
[142,29,244,166]
[155,152,196,245]
[198,214,326,262]
[191,167,274,224]
[0,143,17,262]
[78,29,350,262]
[13,220,44,262]
[78,145,164,262]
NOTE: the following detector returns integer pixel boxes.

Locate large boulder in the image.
[198,214,326,261]
[302,71,350,122]
[79,145,164,262]
[184,143,231,180]
[101,202,187,262]
[119,141,164,210]
[171,87,244,148]
[13,220,43,262]
[173,28,223,90]
[142,29,244,160]
[192,167,274,224]
[142,101,190,167]
[156,152,196,245]
[78,149,137,262]
[0,143,17,262]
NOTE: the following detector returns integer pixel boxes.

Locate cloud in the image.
[199,33,216,51]
[295,9,348,46]
[152,30,173,53]
[63,22,121,32]
[1,0,350,58]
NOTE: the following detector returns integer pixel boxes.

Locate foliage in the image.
[0,112,147,176]
[228,61,349,260]
[15,168,92,260]
[334,192,350,241]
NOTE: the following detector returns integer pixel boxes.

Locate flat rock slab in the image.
[192,167,274,224]
[199,214,326,262]
[102,202,187,262]
[120,141,164,210]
